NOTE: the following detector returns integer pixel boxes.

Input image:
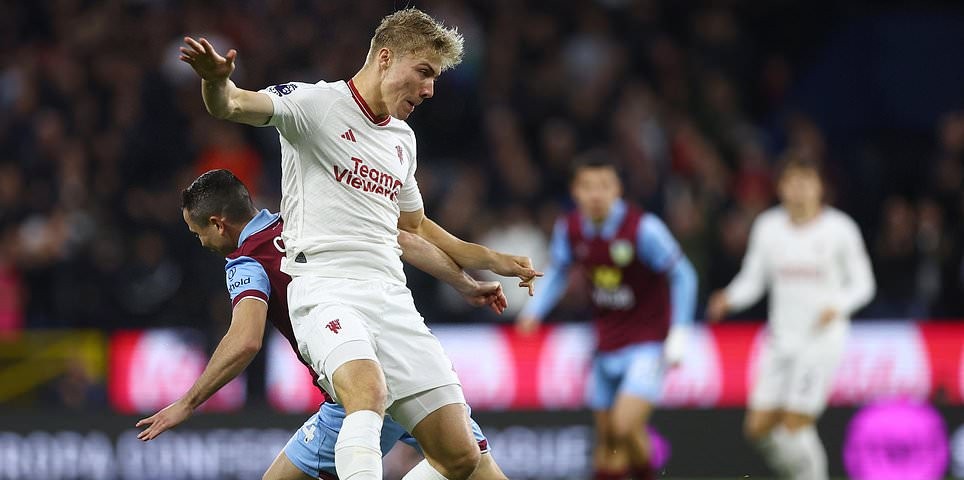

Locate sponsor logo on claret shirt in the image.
[229,277,251,290]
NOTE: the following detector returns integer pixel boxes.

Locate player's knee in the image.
[780,413,814,433]
[744,418,774,442]
[440,446,481,480]
[340,386,387,415]
[332,359,387,414]
[608,420,638,445]
[592,415,612,443]
[744,423,764,442]
[593,423,613,447]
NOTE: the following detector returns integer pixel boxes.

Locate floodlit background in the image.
[2,1,964,479]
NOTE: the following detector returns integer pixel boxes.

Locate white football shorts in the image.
[287,275,462,411]
[749,329,846,416]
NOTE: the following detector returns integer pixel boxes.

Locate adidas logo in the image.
[340,129,357,142]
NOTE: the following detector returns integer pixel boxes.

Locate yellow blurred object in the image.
[0,329,106,403]
[592,266,623,290]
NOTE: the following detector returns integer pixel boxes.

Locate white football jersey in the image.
[260,80,422,284]
[725,207,876,352]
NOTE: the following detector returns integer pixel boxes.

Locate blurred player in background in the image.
[179,8,540,480]
[136,169,509,480]
[516,153,697,480]
[707,154,876,480]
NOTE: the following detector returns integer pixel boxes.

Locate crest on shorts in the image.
[301,424,316,443]
[267,83,298,97]
[609,240,634,267]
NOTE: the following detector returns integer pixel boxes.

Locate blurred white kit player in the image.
[708,154,875,480]
[733,206,874,414]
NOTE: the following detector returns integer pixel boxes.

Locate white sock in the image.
[401,459,450,480]
[754,429,791,477]
[334,410,384,480]
[780,426,828,480]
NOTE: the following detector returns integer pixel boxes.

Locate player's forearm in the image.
[181,336,259,410]
[200,77,239,120]
[440,241,497,271]
[181,302,266,409]
[724,263,768,313]
[181,332,260,410]
[668,258,698,326]
[412,218,498,271]
[837,257,877,318]
[399,231,477,292]
[725,250,767,312]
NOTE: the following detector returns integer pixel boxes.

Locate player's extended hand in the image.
[706,291,729,323]
[816,307,839,329]
[663,326,689,368]
[136,400,193,441]
[179,37,236,82]
[490,254,543,296]
[458,280,509,315]
[515,315,540,336]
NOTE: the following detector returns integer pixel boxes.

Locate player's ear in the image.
[378,48,392,70]
[209,215,226,234]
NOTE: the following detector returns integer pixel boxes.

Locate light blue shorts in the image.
[284,402,489,479]
[586,341,665,411]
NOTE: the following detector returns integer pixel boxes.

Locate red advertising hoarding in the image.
[263,321,962,411]
[108,329,246,414]
[108,321,964,413]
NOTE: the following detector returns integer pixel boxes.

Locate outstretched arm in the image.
[636,215,698,365]
[708,216,768,321]
[398,231,507,315]
[398,209,543,295]
[179,37,273,126]
[136,299,267,440]
[817,217,876,328]
[835,218,876,317]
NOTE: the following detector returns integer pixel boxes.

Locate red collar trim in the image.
[348,79,391,126]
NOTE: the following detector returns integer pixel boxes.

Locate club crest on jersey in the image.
[267,83,298,97]
[396,145,404,165]
[609,240,634,267]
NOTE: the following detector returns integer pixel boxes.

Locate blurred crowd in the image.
[2,0,964,339]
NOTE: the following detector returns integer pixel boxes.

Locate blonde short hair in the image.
[368,8,464,72]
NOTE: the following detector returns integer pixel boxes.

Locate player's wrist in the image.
[490,249,515,272]
[453,272,479,294]
[201,76,231,89]
[179,392,203,411]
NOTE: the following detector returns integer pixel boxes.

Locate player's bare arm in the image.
[398,230,508,314]
[706,290,729,322]
[135,298,268,441]
[179,37,273,126]
[398,209,543,295]
[816,307,839,328]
